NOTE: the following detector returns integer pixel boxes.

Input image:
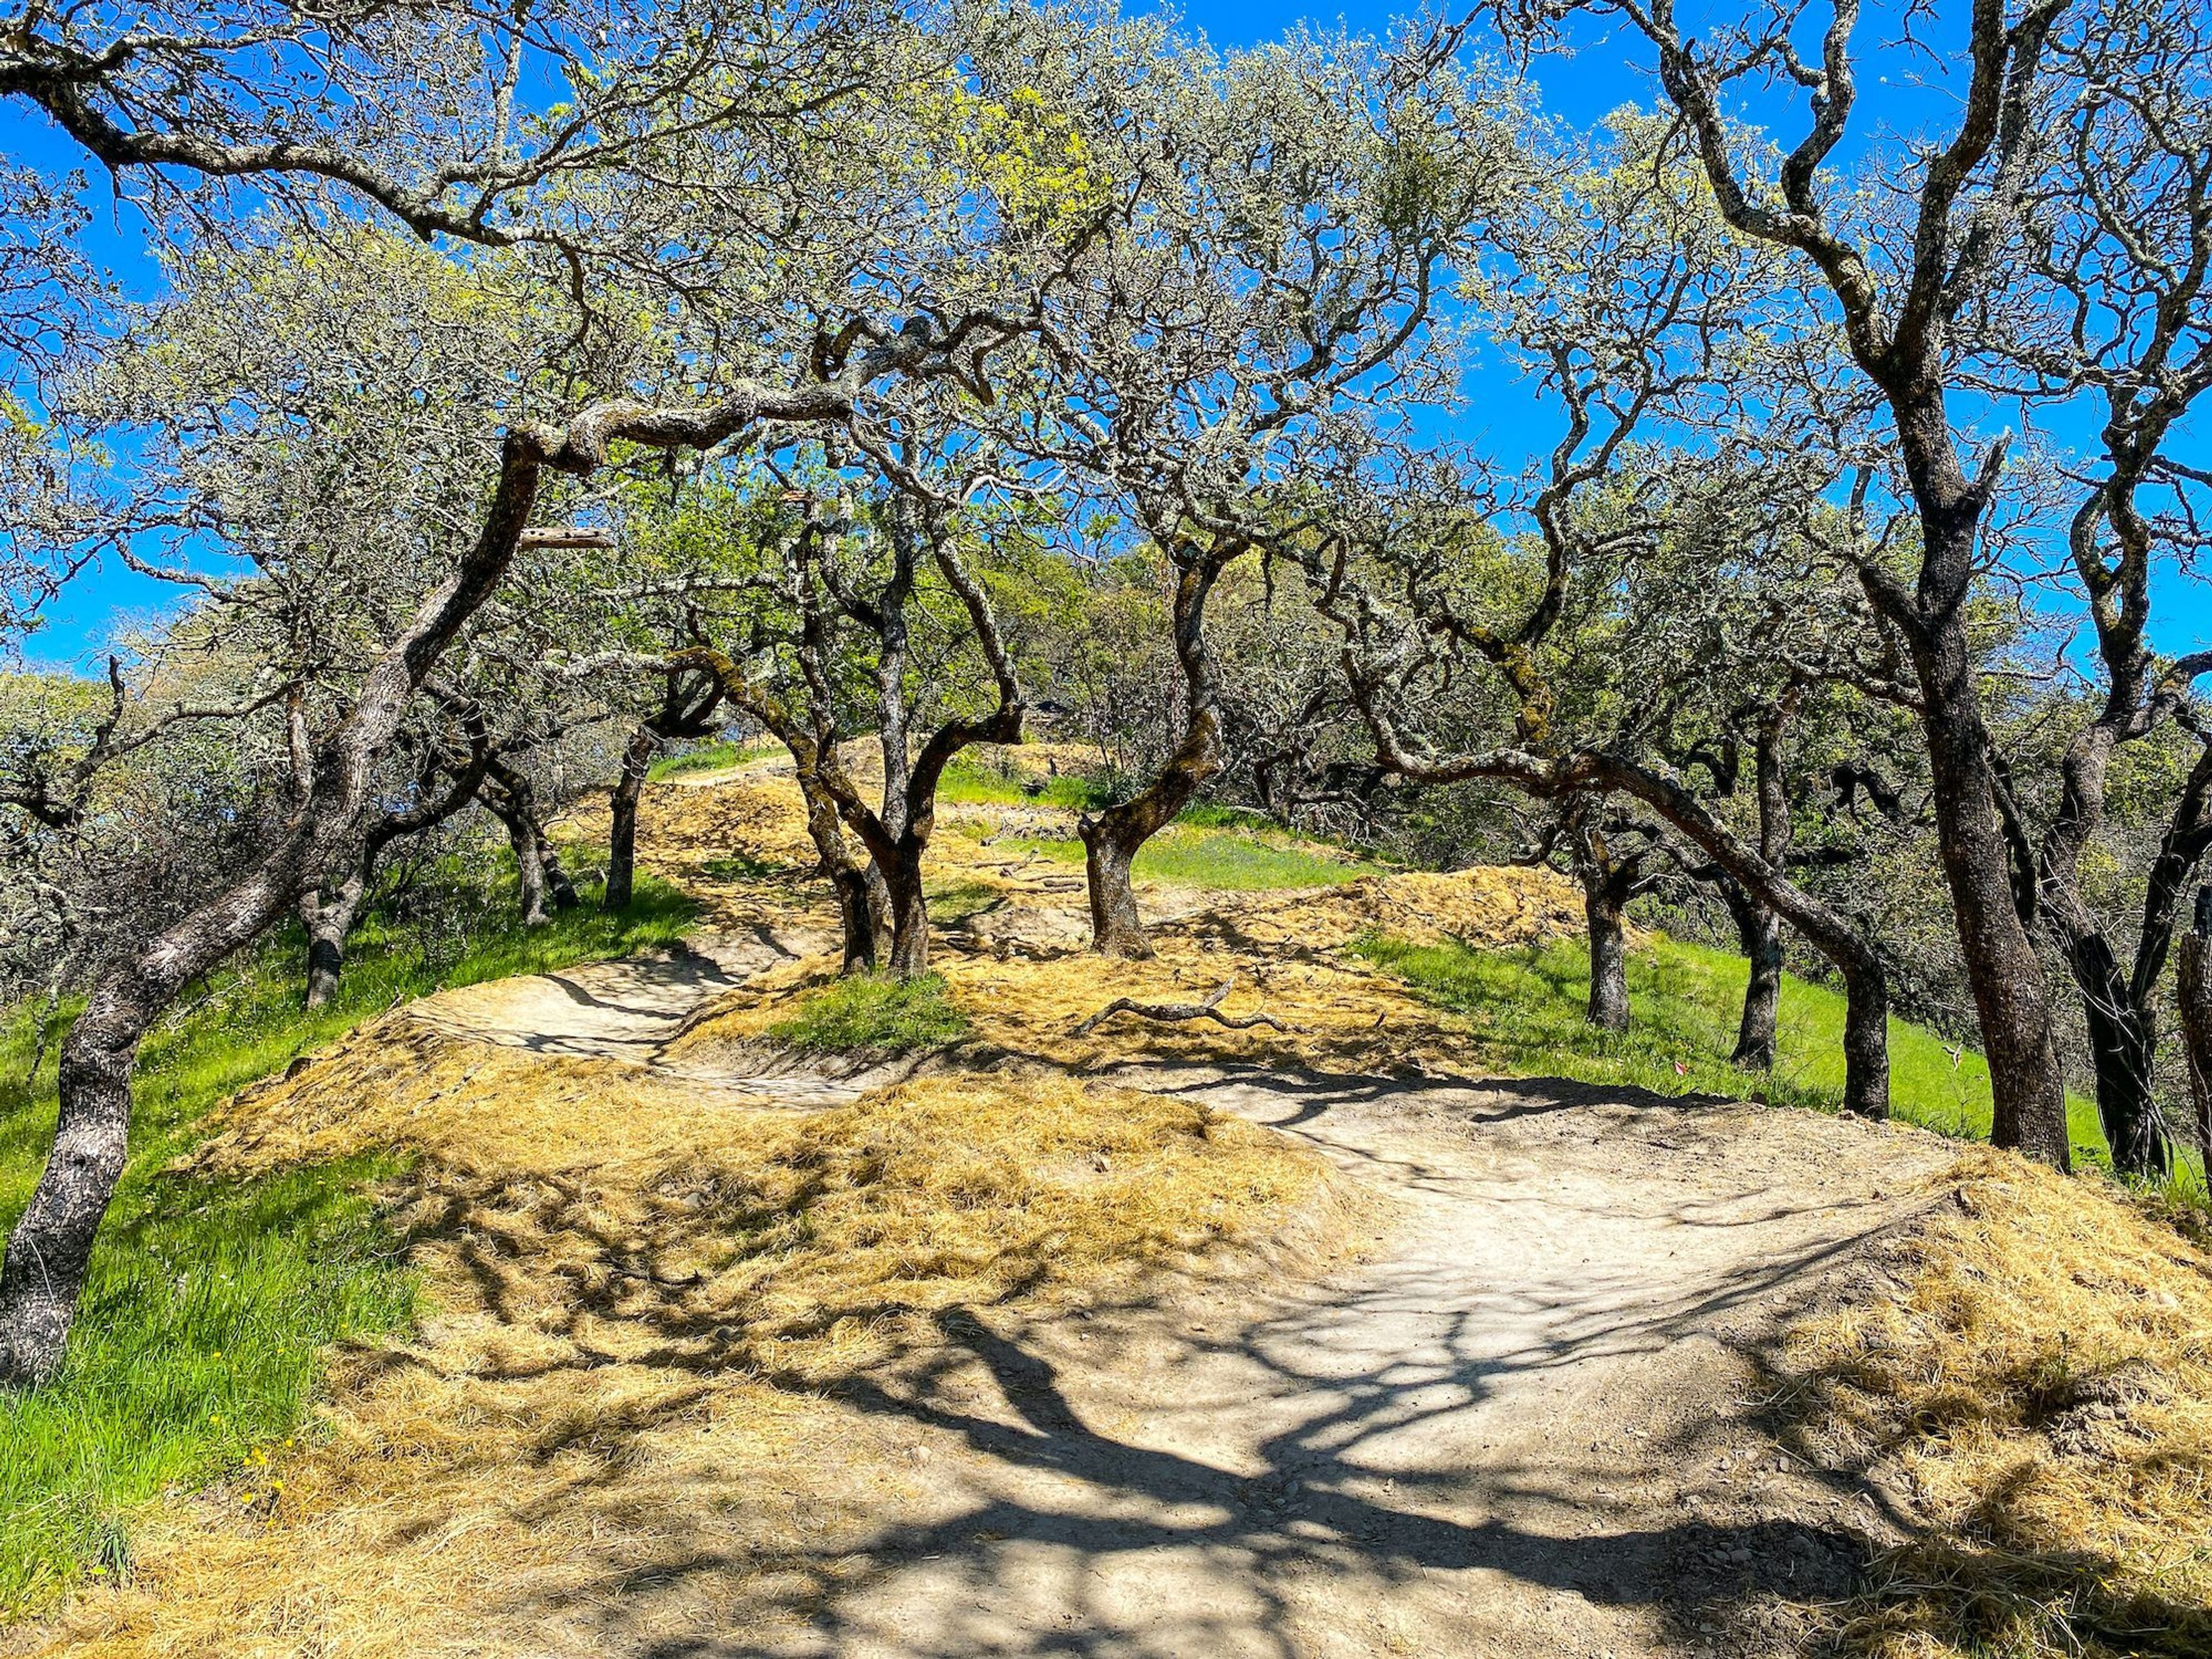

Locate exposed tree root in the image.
[1070,978,1289,1037]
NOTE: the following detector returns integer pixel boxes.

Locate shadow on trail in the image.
[350,1063,1931,1656]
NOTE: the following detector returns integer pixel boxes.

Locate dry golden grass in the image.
[1779,1147,2212,1658]
[25,1021,1343,1658]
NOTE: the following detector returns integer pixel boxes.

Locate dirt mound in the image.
[56,1031,1345,1659]
[1778,1148,2212,1657]
[669,863,1590,1081]
[1194,863,1588,953]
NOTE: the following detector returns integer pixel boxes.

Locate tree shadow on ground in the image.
[305,1063,1974,1657]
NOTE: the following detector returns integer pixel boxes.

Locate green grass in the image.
[937,753,1110,810]
[1135,827,1380,889]
[767,972,972,1054]
[1353,931,2111,1165]
[997,824,1378,891]
[0,860,699,1616]
[647,737,775,780]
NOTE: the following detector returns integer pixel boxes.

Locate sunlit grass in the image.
[0,860,699,1616]
[936,753,1109,810]
[646,737,777,780]
[1355,931,2111,1167]
[767,972,971,1054]
[997,823,1379,889]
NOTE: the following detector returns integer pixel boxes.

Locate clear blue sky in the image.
[5,0,2206,667]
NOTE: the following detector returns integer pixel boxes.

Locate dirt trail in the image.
[312,758,1949,1657]
[39,756,1955,1659]
[740,1066,1944,1659]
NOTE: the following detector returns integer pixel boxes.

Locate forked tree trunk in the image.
[796,758,887,975]
[486,760,555,927]
[1080,548,1230,959]
[1916,608,2071,1164]
[604,725,658,911]
[879,849,931,979]
[1568,810,1645,1035]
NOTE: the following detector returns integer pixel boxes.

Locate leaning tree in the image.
[0,0,1098,1379]
[976,22,1531,957]
[1497,0,2212,1169]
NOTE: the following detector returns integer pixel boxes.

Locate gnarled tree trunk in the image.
[1725,692,1801,1071]
[878,847,931,979]
[1566,804,1649,1035]
[1080,548,1231,960]
[1906,522,2071,1164]
[485,758,555,927]
[1722,880,1785,1070]
[299,867,368,1010]
[541,841,579,912]
[604,725,658,911]
[604,672,724,915]
[1583,876,1630,1032]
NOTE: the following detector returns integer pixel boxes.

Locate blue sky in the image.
[5,0,2207,667]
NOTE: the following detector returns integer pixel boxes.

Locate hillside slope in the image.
[12,749,2207,1659]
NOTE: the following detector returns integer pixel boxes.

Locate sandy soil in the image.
[26,757,1960,1659]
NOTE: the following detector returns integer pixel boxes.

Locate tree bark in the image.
[1904,518,2072,1166]
[1583,877,1630,1033]
[485,758,556,927]
[541,841,579,912]
[603,673,724,915]
[300,866,368,1011]
[878,847,931,979]
[796,754,886,975]
[296,742,491,1009]
[1079,548,1230,959]
[1723,881,1785,1070]
[2177,888,2212,1177]
[502,804,550,926]
[1082,831,1150,959]
[603,725,658,911]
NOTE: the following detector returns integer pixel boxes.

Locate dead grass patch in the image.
[29,1021,1344,1658]
[666,858,1588,1081]
[1777,1147,2212,1657]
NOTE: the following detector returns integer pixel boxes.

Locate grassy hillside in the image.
[1355,931,2143,1179]
[0,861,696,1615]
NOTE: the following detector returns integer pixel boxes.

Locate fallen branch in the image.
[1070,978,1287,1037]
